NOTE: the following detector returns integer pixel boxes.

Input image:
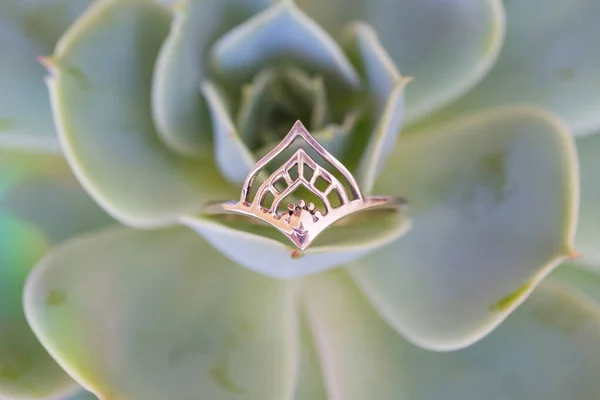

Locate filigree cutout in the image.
[207,121,403,250]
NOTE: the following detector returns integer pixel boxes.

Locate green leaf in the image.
[0,0,93,152]
[309,118,356,162]
[236,68,334,151]
[303,270,600,400]
[356,82,406,194]
[182,212,410,278]
[295,0,505,123]
[0,150,110,399]
[294,316,327,400]
[62,389,99,400]
[573,131,600,267]
[350,108,578,350]
[255,113,357,163]
[280,69,330,129]
[342,23,408,193]
[201,81,257,184]
[427,0,600,136]
[24,228,298,400]
[3,177,112,247]
[47,0,236,228]
[549,263,600,305]
[152,0,271,156]
[314,120,355,158]
[236,69,278,148]
[343,23,401,111]
[211,1,360,89]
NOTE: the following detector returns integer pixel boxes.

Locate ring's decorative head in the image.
[204,121,405,250]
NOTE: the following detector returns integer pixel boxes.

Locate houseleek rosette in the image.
[0,0,600,399]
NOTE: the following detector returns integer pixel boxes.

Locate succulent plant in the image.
[1,0,600,399]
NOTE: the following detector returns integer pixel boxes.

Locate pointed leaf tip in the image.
[569,251,583,259]
[290,249,304,259]
[37,56,56,70]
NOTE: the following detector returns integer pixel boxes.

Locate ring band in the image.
[203,121,406,250]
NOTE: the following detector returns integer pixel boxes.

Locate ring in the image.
[203,121,406,250]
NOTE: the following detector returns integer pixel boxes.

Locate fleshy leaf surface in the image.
[236,68,334,151]
[182,213,410,279]
[0,0,92,151]
[152,0,272,156]
[350,108,578,350]
[47,0,236,228]
[25,228,298,400]
[294,317,327,400]
[342,22,407,192]
[211,1,360,88]
[429,0,600,136]
[62,389,99,400]
[308,119,356,162]
[201,81,256,184]
[296,0,505,123]
[550,263,600,305]
[573,131,600,267]
[255,114,357,163]
[236,69,278,148]
[303,271,600,400]
[0,150,111,399]
[280,69,330,129]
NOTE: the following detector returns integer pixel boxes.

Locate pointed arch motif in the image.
[240,121,363,205]
[254,148,349,214]
[204,121,405,250]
